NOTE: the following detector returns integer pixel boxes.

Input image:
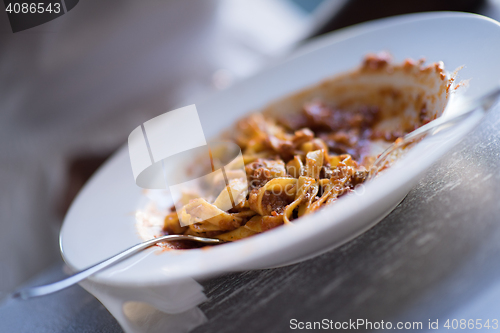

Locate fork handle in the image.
[11,234,222,300]
[369,86,500,179]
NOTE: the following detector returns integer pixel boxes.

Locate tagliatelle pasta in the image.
[158,53,452,247]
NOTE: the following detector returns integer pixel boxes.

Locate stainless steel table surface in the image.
[1,103,500,332]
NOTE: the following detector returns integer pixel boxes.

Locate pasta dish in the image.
[143,53,452,248]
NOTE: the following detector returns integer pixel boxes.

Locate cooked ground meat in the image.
[245,159,287,190]
[260,190,294,215]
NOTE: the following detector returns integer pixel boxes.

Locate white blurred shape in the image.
[128,126,152,181]
[143,105,207,163]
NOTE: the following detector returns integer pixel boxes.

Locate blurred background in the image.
[0,0,496,302]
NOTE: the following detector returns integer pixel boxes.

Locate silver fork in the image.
[368,86,500,179]
[11,87,500,301]
[11,234,223,300]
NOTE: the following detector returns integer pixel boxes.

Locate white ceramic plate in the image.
[60,12,500,287]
